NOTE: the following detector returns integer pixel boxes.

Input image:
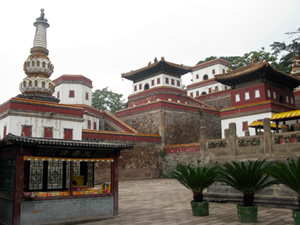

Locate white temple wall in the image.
[55,83,92,106]
[221,112,273,138]
[4,115,82,140]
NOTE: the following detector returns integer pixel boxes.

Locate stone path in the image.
[81,179,294,225]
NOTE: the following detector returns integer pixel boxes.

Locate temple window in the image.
[190,92,193,97]
[242,121,248,131]
[215,86,218,92]
[93,122,97,130]
[139,84,142,90]
[235,94,240,102]
[223,69,225,73]
[32,61,35,67]
[267,90,271,98]
[151,80,154,86]
[42,62,46,68]
[42,82,45,88]
[85,92,89,100]
[245,92,250,100]
[196,91,199,96]
[64,129,73,140]
[44,127,53,138]
[177,80,180,87]
[29,81,32,87]
[144,83,150,90]
[201,91,207,95]
[69,90,75,98]
[171,79,175,85]
[35,80,38,87]
[37,61,40,67]
[88,120,91,129]
[196,74,199,79]
[212,69,215,75]
[23,81,26,87]
[203,74,208,80]
[255,90,260,98]
[273,91,276,99]
[157,78,160,84]
[165,78,169,84]
[209,88,212,93]
[57,91,60,99]
[279,96,284,103]
[22,126,32,137]
[134,85,137,92]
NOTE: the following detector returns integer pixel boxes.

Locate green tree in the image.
[92,87,126,113]
[230,48,278,70]
[270,27,300,73]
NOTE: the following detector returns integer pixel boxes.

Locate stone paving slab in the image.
[79,179,294,225]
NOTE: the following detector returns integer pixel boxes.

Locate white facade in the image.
[132,74,182,94]
[192,64,229,83]
[83,114,99,130]
[0,114,83,140]
[187,81,229,97]
[221,112,273,138]
[54,83,92,106]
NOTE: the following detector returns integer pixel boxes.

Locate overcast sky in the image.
[0,0,299,104]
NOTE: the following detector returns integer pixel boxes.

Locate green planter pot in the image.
[190,200,209,216]
[293,209,300,225]
[237,205,257,223]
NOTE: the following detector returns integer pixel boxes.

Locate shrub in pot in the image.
[217,160,277,223]
[265,158,300,225]
[170,164,219,216]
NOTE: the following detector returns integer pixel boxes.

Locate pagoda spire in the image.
[19,9,58,103]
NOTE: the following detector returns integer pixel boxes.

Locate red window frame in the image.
[171,79,175,85]
[64,129,73,140]
[157,78,160,84]
[212,69,215,74]
[209,88,212,93]
[242,121,248,131]
[134,85,137,92]
[215,86,218,91]
[88,120,91,129]
[57,91,60,99]
[139,84,142,90]
[44,127,53,138]
[151,80,155,86]
[196,74,199,79]
[93,122,97,130]
[22,126,32,137]
[165,78,169,84]
[85,92,89,100]
[69,90,75,98]
[196,91,199,97]
[190,92,193,97]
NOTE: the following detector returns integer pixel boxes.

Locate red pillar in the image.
[12,147,24,225]
[111,151,119,215]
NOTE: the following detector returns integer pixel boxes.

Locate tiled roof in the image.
[122,58,192,81]
[1,133,133,150]
[215,61,300,88]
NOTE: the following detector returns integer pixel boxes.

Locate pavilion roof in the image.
[215,61,300,89]
[122,57,192,81]
[0,134,134,158]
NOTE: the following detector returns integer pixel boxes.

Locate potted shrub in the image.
[265,158,300,225]
[217,160,277,223]
[170,164,219,216]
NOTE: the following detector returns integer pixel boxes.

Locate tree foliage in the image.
[196,27,300,74]
[92,87,126,113]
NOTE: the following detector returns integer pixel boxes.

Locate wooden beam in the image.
[111,151,119,215]
[12,147,24,225]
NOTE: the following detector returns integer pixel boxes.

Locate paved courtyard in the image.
[81,179,294,225]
